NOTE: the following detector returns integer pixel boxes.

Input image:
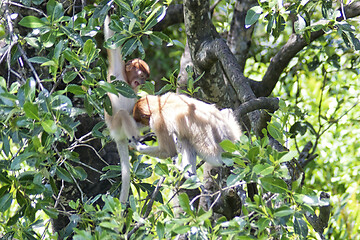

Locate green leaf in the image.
[7,209,23,226]
[349,32,360,50]
[1,134,10,156]
[114,81,137,98]
[247,146,259,162]
[197,209,213,223]
[144,6,167,30]
[173,225,191,234]
[63,71,78,84]
[141,81,155,94]
[66,84,86,95]
[114,0,132,12]
[290,121,307,138]
[178,193,194,217]
[23,102,40,120]
[156,221,165,239]
[158,204,174,218]
[226,167,250,186]
[47,0,64,22]
[56,167,74,183]
[154,163,169,177]
[105,34,129,50]
[98,81,118,95]
[274,206,294,217]
[43,207,59,219]
[18,16,46,28]
[278,150,297,163]
[267,123,283,143]
[41,120,57,134]
[11,152,36,170]
[260,176,288,194]
[66,163,87,181]
[152,31,171,42]
[294,216,308,238]
[28,57,50,64]
[0,193,13,212]
[253,164,274,176]
[121,38,138,58]
[266,14,275,33]
[92,121,105,138]
[83,39,96,61]
[0,172,11,185]
[53,40,64,60]
[181,175,202,190]
[128,18,137,32]
[245,6,262,28]
[220,139,237,153]
[257,217,270,233]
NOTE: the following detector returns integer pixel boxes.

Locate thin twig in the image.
[54,180,65,208]
[7,1,47,17]
[68,143,109,166]
[17,45,45,91]
[143,177,165,218]
[67,165,85,201]
[10,68,26,83]
[4,0,14,87]
[127,177,166,238]
[189,181,246,207]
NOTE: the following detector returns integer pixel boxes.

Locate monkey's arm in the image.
[130,136,177,159]
[138,132,157,143]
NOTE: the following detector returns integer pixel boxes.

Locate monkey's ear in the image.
[125,63,133,72]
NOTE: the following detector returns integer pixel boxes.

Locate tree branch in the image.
[153,4,184,31]
[251,1,360,97]
[227,0,257,72]
[234,97,279,117]
[305,192,331,239]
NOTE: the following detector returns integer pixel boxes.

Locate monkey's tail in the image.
[116,140,131,204]
[104,15,126,82]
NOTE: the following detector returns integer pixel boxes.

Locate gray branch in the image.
[251,1,360,97]
[234,97,279,117]
[305,192,331,239]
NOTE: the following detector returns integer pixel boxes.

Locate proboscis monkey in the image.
[104,16,150,203]
[131,92,241,175]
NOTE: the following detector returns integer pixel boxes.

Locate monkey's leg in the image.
[176,138,197,177]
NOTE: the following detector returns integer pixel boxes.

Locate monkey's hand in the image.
[138,132,157,143]
[129,136,149,151]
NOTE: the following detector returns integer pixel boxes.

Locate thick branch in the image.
[153,4,183,31]
[227,0,257,72]
[251,1,360,97]
[184,0,281,140]
[183,0,235,108]
[305,192,331,239]
[234,97,279,117]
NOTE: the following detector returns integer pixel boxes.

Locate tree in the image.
[0,0,360,239]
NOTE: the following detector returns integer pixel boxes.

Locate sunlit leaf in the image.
[245,6,262,28]
[18,16,46,28]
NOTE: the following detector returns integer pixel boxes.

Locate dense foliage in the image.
[0,0,359,239]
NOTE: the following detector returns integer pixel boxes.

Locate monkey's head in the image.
[133,96,152,126]
[125,59,150,89]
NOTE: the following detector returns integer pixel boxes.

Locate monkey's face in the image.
[127,68,148,89]
[125,59,150,89]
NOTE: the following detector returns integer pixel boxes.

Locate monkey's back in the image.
[154,93,241,157]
